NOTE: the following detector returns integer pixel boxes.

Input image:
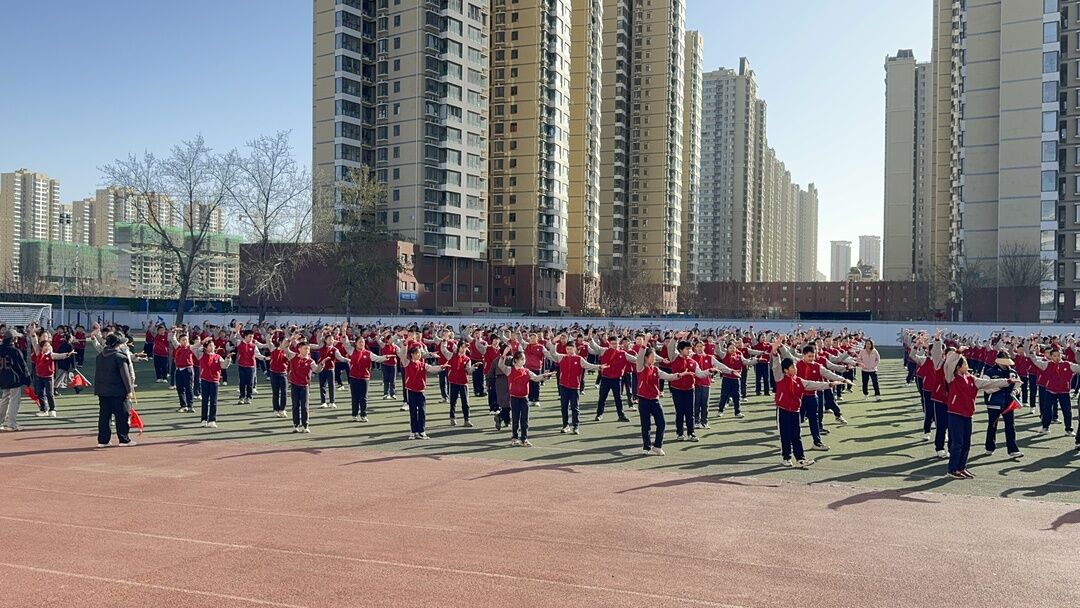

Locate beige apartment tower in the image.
[698,60,764,282]
[0,169,61,286]
[597,0,686,314]
[566,0,603,313]
[883,50,934,281]
[679,30,703,294]
[795,184,819,281]
[313,0,491,312]
[487,0,572,312]
[930,0,1046,318]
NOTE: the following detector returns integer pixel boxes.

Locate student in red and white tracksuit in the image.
[169,329,196,413]
[441,340,475,426]
[283,337,318,433]
[498,351,554,447]
[193,337,231,428]
[624,347,693,455]
[770,352,837,468]
[666,338,716,442]
[589,335,631,422]
[545,341,604,434]
[944,354,1013,479]
[714,341,755,421]
[402,345,449,440]
[337,336,394,422]
[1029,347,1080,437]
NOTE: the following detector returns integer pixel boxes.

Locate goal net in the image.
[0,302,53,329]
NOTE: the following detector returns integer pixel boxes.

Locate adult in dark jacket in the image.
[94,334,135,447]
[0,327,31,431]
[982,351,1022,459]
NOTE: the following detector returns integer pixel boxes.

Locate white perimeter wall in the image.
[52,310,1080,346]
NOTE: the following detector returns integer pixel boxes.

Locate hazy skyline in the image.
[0,0,932,276]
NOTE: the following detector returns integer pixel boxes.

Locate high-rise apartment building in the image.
[883,50,934,281]
[858,235,882,275]
[830,240,851,282]
[699,59,813,284]
[927,0,1047,319]
[698,61,762,282]
[795,184,819,281]
[1057,0,1080,320]
[0,169,61,285]
[487,0,572,312]
[53,204,73,244]
[597,0,686,313]
[679,30,703,293]
[72,188,120,247]
[312,0,490,312]
[566,0,603,313]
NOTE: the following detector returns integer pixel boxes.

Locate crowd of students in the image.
[903,329,1080,478]
[2,318,1078,478]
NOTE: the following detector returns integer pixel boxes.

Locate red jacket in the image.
[558,355,585,390]
[636,366,660,400]
[947,373,978,418]
[774,375,804,413]
[507,367,531,398]
[668,356,697,391]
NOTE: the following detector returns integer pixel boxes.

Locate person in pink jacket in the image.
[855,340,882,401]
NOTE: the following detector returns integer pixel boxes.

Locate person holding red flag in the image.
[980,350,1024,459]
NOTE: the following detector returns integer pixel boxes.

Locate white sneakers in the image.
[207,421,218,428]
[935,449,947,459]
[651,446,666,456]
[511,438,522,447]
[923,433,931,442]
[1008,451,1024,459]
[561,425,571,434]
[796,459,816,468]
[399,404,408,411]
[35,411,49,417]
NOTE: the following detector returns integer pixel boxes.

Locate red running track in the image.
[1,430,1078,608]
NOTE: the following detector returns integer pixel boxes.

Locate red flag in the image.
[69,371,91,388]
[129,408,144,433]
[1002,399,1022,416]
[23,386,40,407]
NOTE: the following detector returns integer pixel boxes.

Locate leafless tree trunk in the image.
[101,135,236,325]
[332,166,405,320]
[997,241,1050,288]
[224,131,318,323]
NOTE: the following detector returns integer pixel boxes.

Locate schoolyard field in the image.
[2,355,1078,607]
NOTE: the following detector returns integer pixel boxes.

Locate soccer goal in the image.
[0,302,53,329]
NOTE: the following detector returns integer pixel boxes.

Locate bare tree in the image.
[997,241,1050,288]
[101,135,236,324]
[333,166,406,320]
[600,268,652,317]
[225,131,318,322]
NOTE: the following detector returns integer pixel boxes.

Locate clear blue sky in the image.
[0,0,931,276]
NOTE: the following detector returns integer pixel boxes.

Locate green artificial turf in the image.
[11,354,1080,504]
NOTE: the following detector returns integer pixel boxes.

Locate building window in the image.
[1042,230,1056,251]
[1045,21,1059,44]
[1075,233,1080,253]
[1044,80,1059,103]
[1042,170,1058,192]
[1044,140,1057,162]
[1044,51,1060,74]
[1044,199,1058,221]
[1043,111,1058,133]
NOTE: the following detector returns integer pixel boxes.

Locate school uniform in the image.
[403,359,444,436]
[773,371,832,462]
[444,350,473,422]
[235,340,260,401]
[1031,357,1079,433]
[667,354,699,439]
[152,333,170,381]
[268,348,289,413]
[30,352,57,413]
[172,342,195,411]
[506,365,543,443]
[288,355,316,429]
[524,342,547,404]
[197,350,230,423]
[595,345,629,420]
